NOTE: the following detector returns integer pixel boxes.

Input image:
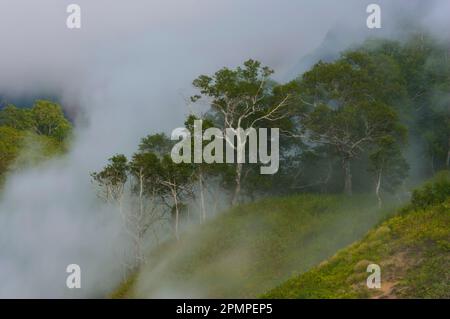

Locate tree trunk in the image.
[136,171,145,264]
[171,187,180,241]
[321,159,333,193]
[375,169,382,208]
[231,163,243,206]
[446,137,450,168]
[199,171,206,223]
[430,153,435,175]
[139,170,144,221]
[342,158,352,195]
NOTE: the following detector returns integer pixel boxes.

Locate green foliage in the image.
[290,34,449,194]
[93,133,196,243]
[31,100,72,141]
[0,126,24,176]
[298,51,408,194]
[0,104,34,130]
[368,136,410,192]
[192,59,274,108]
[0,100,71,179]
[410,171,450,209]
[139,133,173,157]
[0,100,72,141]
[263,175,450,299]
[363,34,450,174]
[91,154,129,189]
[191,59,295,202]
[129,152,161,195]
[0,125,65,180]
[101,37,450,297]
[159,154,193,185]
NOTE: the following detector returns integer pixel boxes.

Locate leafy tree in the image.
[139,133,173,157]
[92,154,158,267]
[0,104,34,130]
[299,52,407,195]
[158,154,194,241]
[368,136,409,207]
[137,133,195,240]
[184,114,224,222]
[91,154,129,212]
[0,126,24,179]
[363,35,450,175]
[0,126,64,180]
[0,100,72,141]
[31,100,72,141]
[128,151,164,261]
[191,59,293,204]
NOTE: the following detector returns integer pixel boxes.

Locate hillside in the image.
[112,194,400,298]
[263,172,450,299]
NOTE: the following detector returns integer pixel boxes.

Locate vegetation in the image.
[0,100,71,182]
[0,100,71,141]
[2,32,446,299]
[112,194,399,298]
[263,171,450,299]
[94,34,449,287]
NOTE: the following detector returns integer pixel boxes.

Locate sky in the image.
[0,0,448,297]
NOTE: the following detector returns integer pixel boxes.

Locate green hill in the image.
[263,172,450,299]
[113,194,400,298]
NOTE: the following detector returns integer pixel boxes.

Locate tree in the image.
[91,139,192,264]
[91,155,133,266]
[184,114,220,222]
[128,152,163,262]
[91,154,129,211]
[0,100,72,141]
[299,52,407,195]
[31,100,72,141]
[139,133,173,156]
[134,132,195,241]
[364,35,450,175]
[0,126,24,178]
[368,136,409,207]
[158,154,194,241]
[0,104,34,130]
[0,125,64,180]
[191,59,292,205]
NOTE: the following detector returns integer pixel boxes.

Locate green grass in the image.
[114,193,399,298]
[109,271,139,299]
[263,172,450,299]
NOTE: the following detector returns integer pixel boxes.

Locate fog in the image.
[0,0,448,297]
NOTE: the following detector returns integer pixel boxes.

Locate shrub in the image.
[411,171,450,209]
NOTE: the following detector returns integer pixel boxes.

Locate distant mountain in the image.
[284,24,374,81]
[283,17,409,82]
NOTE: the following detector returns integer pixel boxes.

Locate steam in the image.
[0,0,448,298]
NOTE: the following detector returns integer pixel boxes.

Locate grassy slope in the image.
[113,194,399,298]
[263,172,450,299]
